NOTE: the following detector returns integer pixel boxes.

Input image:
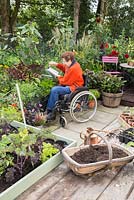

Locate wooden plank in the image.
[39,170,87,200]
[97,163,134,200]
[127,187,134,200]
[39,166,122,200]
[17,163,69,200]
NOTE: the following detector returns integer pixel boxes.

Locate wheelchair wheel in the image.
[59,116,68,128]
[69,90,97,123]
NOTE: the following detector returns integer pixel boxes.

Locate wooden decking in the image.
[17,160,134,200]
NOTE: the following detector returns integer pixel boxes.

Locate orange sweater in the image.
[57,62,84,92]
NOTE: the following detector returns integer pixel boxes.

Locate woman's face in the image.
[62,58,72,67]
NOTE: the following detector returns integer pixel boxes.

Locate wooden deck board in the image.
[69,168,122,200]
[17,163,69,200]
[127,187,134,200]
[17,162,134,200]
[39,166,122,200]
[98,163,134,200]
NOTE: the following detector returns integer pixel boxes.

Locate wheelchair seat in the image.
[59,73,89,102]
[59,86,88,102]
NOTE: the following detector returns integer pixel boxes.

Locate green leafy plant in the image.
[89,89,100,100]
[11,22,43,65]
[0,137,14,175]
[7,128,37,176]
[0,106,22,123]
[40,142,59,163]
[100,74,126,93]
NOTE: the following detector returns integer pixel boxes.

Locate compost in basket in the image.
[71,145,128,164]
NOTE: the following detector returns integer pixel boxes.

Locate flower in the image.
[11,103,18,108]
[124,53,129,59]
[103,42,119,57]
[108,50,119,57]
[104,43,109,48]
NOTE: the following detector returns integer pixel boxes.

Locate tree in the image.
[96,0,107,22]
[74,0,80,43]
[0,0,21,34]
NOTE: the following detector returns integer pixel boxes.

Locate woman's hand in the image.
[49,61,58,66]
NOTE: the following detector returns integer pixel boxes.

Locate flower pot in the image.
[0,121,76,200]
[88,100,95,108]
[128,119,134,126]
[102,91,123,108]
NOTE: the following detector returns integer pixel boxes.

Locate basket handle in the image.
[86,131,113,164]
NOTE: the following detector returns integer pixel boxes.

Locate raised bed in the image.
[0,121,76,200]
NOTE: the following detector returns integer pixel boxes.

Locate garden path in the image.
[17,103,134,200]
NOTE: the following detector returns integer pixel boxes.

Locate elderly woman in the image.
[46,51,84,120]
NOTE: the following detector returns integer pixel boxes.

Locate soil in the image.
[0,122,18,138]
[71,145,128,164]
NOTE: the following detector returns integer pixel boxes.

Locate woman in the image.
[46,51,84,120]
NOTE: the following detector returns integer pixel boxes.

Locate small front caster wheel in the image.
[59,116,68,128]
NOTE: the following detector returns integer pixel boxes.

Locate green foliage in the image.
[38,77,55,96]
[10,22,43,65]
[0,50,20,66]
[100,74,126,93]
[40,142,59,163]
[0,137,14,175]
[106,0,134,39]
[0,106,22,123]
[48,24,75,60]
[13,82,43,106]
[127,141,134,147]
[0,71,13,94]
[89,89,100,99]
[1,128,37,176]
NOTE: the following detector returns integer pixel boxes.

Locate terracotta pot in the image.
[89,134,99,144]
[120,113,130,120]
[128,119,134,126]
[88,100,95,108]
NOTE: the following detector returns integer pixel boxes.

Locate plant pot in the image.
[88,100,95,108]
[0,121,76,200]
[127,119,134,126]
[102,91,123,108]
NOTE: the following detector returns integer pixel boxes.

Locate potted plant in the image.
[89,89,100,108]
[100,74,126,107]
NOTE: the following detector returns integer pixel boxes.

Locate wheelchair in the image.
[46,73,97,128]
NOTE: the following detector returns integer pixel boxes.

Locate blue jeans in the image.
[47,86,71,111]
